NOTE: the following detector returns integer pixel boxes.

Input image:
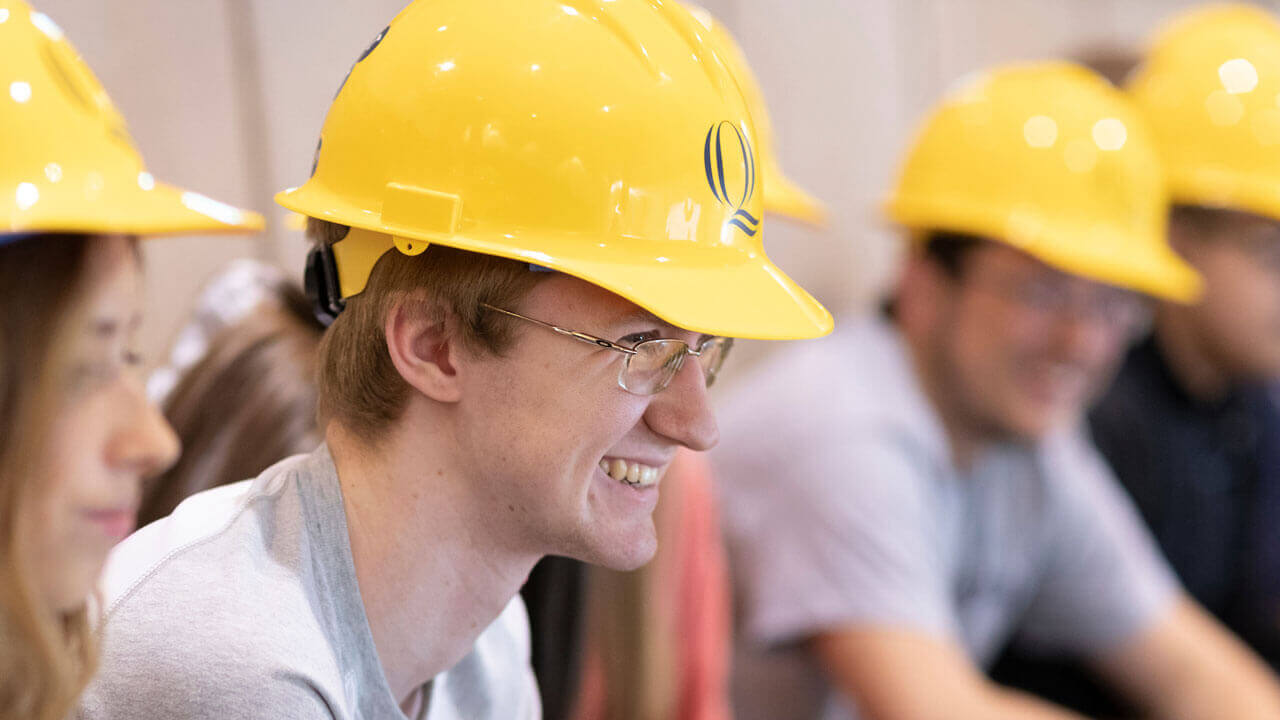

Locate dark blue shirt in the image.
[992,336,1280,714]
[1090,335,1280,665]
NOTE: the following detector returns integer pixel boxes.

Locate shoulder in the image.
[1036,427,1154,537]
[80,658,337,720]
[99,452,312,618]
[713,314,947,487]
[1039,427,1122,497]
[721,314,916,418]
[89,452,346,707]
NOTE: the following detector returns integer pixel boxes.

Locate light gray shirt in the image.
[79,445,540,720]
[713,314,1178,720]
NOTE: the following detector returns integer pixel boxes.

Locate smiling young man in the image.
[713,63,1280,720]
[77,2,830,719]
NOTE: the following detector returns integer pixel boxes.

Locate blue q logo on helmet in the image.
[703,121,759,237]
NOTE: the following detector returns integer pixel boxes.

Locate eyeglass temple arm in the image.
[482,304,638,356]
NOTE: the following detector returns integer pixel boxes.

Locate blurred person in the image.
[139,261,323,526]
[995,6,1280,715]
[1091,3,1280,668]
[0,2,262,718]
[520,6,827,720]
[78,2,832,719]
[714,62,1280,720]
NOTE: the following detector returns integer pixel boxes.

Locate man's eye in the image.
[620,330,661,346]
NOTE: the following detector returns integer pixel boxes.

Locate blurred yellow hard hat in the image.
[276,0,831,341]
[0,0,263,237]
[683,3,827,226]
[886,62,1201,302]
[1128,4,1280,221]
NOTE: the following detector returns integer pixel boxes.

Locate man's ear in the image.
[384,294,464,403]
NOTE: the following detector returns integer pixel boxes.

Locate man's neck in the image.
[1154,310,1233,402]
[900,323,985,472]
[326,419,540,707]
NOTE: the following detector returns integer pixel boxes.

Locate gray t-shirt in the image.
[78,445,540,720]
[712,314,1179,720]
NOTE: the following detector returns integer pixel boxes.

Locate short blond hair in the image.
[310,219,546,442]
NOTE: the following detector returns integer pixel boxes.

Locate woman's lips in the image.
[84,508,136,542]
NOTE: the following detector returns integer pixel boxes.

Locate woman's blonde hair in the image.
[0,234,102,720]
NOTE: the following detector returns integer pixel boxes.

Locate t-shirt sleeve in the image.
[78,577,340,720]
[717,422,960,647]
[78,637,336,720]
[1012,429,1180,657]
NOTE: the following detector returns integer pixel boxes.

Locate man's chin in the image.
[999,401,1079,441]
[574,526,658,572]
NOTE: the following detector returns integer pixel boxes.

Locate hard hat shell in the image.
[886,62,1201,302]
[0,1,263,237]
[1129,4,1280,222]
[684,3,827,226]
[276,0,832,341]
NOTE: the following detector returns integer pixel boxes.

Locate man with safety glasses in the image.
[79,2,829,718]
[714,63,1280,720]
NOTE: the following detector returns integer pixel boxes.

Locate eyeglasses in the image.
[970,271,1150,331]
[481,304,733,396]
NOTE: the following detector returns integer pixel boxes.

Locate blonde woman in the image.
[0,3,261,718]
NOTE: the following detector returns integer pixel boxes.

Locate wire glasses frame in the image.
[481,303,733,396]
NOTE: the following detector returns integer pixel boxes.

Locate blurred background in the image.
[37,0,1280,380]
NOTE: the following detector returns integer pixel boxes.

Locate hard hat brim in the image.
[7,179,264,237]
[281,187,832,340]
[887,197,1203,304]
[547,247,834,341]
[1169,171,1280,226]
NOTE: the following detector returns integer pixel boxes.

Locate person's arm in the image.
[810,627,1089,720]
[1093,596,1280,720]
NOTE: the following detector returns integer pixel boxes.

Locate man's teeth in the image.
[599,458,661,487]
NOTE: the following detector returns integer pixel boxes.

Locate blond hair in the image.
[309,219,546,441]
[0,234,101,720]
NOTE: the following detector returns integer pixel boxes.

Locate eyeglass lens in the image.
[620,337,731,395]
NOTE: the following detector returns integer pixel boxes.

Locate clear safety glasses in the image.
[481,304,732,396]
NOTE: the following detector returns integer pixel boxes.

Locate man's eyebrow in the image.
[609,308,715,341]
[606,308,690,335]
[615,308,668,327]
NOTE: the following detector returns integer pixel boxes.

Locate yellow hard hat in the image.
[683,3,827,226]
[276,0,831,341]
[886,62,1201,302]
[1128,4,1280,221]
[0,0,263,237]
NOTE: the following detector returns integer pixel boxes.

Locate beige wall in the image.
[36,0,1280,379]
